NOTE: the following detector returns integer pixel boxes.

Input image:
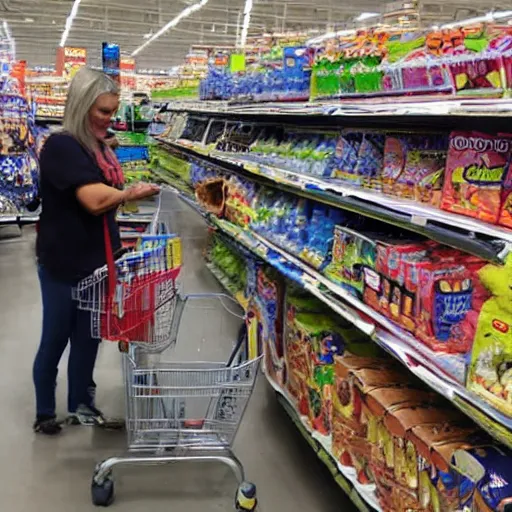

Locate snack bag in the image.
[393,134,447,205]
[354,133,385,191]
[416,261,476,353]
[405,148,447,206]
[331,132,363,184]
[441,131,511,224]
[468,255,512,416]
[382,135,407,196]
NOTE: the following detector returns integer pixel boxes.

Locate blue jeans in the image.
[33,265,100,417]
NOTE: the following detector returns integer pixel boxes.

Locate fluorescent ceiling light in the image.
[131,0,210,56]
[356,12,379,22]
[440,10,512,29]
[306,29,356,46]
[240,0,254,48]
[3,21,14,58]
[492,10,512,20]
[59,0,82,47]
[24,17,34,23]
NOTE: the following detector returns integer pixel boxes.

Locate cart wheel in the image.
[91,477,114,507]
[235,481,257,511]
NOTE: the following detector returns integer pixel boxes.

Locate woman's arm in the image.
[76,182,159,216]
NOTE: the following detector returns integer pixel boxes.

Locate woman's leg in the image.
[33,266,74,430]
[67,306,100,419]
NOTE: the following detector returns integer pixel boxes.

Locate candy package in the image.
[354,133,385,190]
[254,267,286,386]
[383,134,448,206]
[447,53,504,95]
[363,239,429,332]
[399,147,447,206]
[441,131,512,224]
[415,260,480,354]
[382,135,407,195]
[331,132,363,183]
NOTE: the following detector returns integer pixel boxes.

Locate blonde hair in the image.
[62,67,119,152]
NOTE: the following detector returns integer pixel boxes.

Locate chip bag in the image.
[441,131,511,224]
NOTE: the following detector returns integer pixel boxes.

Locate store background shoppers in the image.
[33,68,158,435]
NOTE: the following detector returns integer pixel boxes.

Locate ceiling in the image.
[0,0,510,70]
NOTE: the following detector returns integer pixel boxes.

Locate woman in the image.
[33,68,158,435]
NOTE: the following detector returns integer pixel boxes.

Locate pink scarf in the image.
[95,144,124,188]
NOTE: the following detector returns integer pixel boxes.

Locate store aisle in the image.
[0,194,357,512]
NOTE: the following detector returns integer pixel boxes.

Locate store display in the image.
[0,94,39,218]
[12,5,512,510]
[26,76,67,120]
[200,35,312,102]
[201,221,512,511]
[184,121,512,238]
[153,83,512,509]
[180,157,489,365]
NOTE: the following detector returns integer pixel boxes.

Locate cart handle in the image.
[182,293,245,321]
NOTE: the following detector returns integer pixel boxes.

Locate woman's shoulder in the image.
[43,132,81,151]
[41,132,89,161]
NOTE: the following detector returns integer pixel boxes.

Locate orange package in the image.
[441,131,512,224]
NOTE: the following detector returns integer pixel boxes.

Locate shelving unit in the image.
[155,99,512,511]
[161,138,511,263]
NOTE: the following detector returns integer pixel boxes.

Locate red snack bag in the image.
[416,262,475,353]
[441,131,511,224]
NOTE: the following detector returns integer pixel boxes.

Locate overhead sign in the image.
[120,57,136,90]
[56,46,87,80]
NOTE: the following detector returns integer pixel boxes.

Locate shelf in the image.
[159,139,509,263]
[174,189,512,450]
[204,261,249,311]
[265,372,380,512]
[168,98,512,130]
[0,215,18,223]
[0,214,39,224]
[35,116,63,125]
[150,166,195,197]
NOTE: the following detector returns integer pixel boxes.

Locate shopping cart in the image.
[72,190,262,510]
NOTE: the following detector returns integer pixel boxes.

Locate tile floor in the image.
[0,194,357,511]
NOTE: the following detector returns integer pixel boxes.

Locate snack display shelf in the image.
[0,213,40,224]
[174,191,512,450]
[19,213,39,223]
[204,261,249,311]
[167,99,512,130]
[159,139,509,263]
[265,371,380,512]
[0,215,18,223]
[34,116,63,125]
[150,166,195,198]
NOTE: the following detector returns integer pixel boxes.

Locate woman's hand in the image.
[76,182,159,216]
[124,183,160,202]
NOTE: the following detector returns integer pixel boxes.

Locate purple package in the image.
[354,133,385,190]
